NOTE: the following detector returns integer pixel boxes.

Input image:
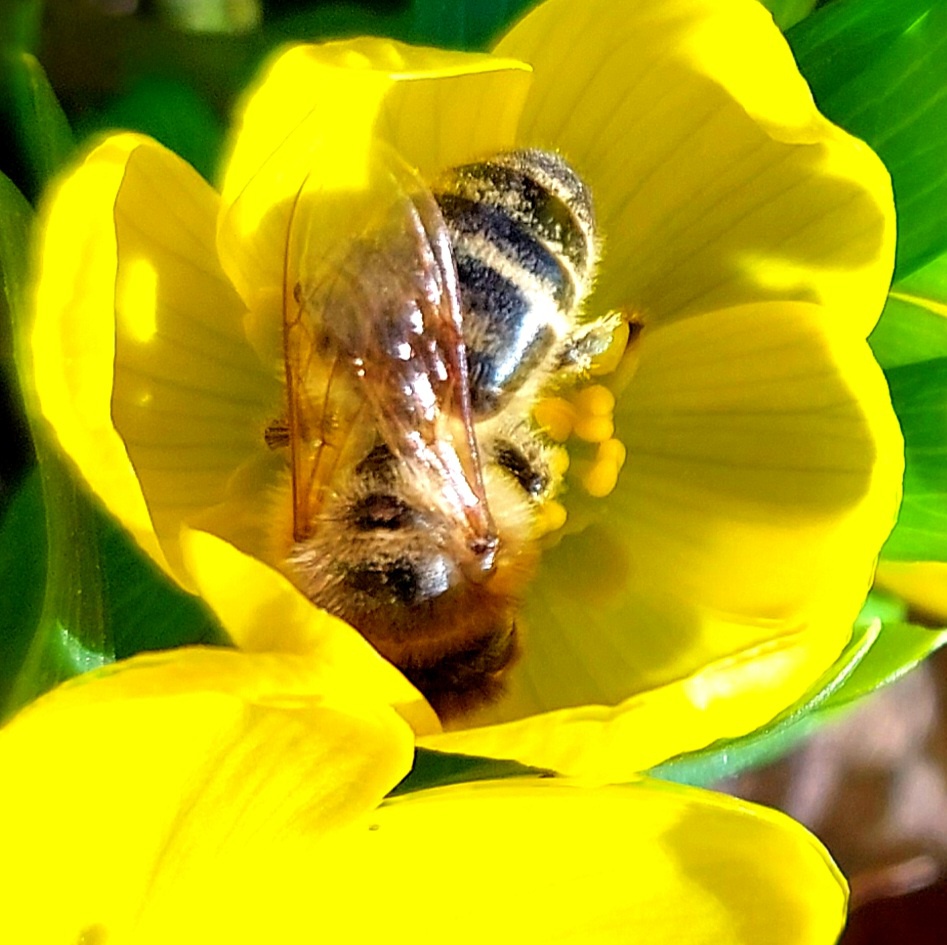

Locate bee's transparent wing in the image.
[282,268,372,544]
[284,149,497,574]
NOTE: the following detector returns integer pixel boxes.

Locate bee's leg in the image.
[551,310,625,378]
[482,419,565,503]
[480,419,569,541]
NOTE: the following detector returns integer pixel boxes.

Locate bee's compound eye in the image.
[345,554,456,606]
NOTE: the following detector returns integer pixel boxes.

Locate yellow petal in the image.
[426,302,902,778]
[0,647,415,945]
[30,8,900,785]
[423,631,825,778]
[110,137,282,577]
[180,526,441,735]
[218,39,532,316]
[32,134,173,578]
[32,134,282,587]
[495,0,894,329]
[0,662,845,945]
[314,778,846,945]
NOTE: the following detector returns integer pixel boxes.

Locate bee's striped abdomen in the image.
[435,149,597,419]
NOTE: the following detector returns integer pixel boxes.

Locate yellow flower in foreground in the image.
[30,0,901,779]
[0,539,846,944]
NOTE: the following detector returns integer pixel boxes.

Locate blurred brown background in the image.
[726,648,947,942]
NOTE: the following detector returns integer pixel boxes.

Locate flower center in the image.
[529,314,640,536]
[534,384,626,497]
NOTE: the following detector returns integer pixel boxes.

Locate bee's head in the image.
[284,443,539,721]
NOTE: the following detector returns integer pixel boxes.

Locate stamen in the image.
[571,384,615,443]
[534,380,627,505]
[581,438,627,498]
[533,397,577,442]
[534,499,568,536]
[530,312,636,536]
[548,445,570,479]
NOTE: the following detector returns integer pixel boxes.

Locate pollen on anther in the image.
[535,499,568,536]
[573,384,615,417]
[534,397,576,442]
[548,446,570,479]
[581,437,627,498]
[571,385,615,443]
[572,413,614,443]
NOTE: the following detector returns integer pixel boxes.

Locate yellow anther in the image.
[548,446,570,479]
[582,461,620,498]
[572,413,614,443]
[537,350,628,504]
[573,384,615,417]
[534,397,576,442]
[597,437,627,469]
[535,499,568,536]
[567,382,616,443]
[581,438,627,498]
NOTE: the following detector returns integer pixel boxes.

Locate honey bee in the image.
[270,146,620,720]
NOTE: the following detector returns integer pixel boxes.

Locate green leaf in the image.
[786,0,932,94]
[870,245,947,371]
[388,748,552,797]
[0,165,35,512]
[1,462,118,719]
[9,52,74,188]
[866,250,947,561]
[0,46,75,200]
[0,171,33,402]
[0,472,46,705]
[0,468,112,716]
[879,358,947,561]
[0,169,32,302]
[788,0,947,278]
[826,620,947,708]
[857,586,908,626]
[0,169,112,714]
[74,75,224,184]
[0,471,227,719]
[97,497,225,660]
[650,614,947,787]
[870,296,947,372]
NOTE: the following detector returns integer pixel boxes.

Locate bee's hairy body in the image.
[280,149,617,721]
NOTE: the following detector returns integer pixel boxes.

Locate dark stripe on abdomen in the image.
[454,253,556,417]
[437,153,594,279]
[437,193,574,310]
